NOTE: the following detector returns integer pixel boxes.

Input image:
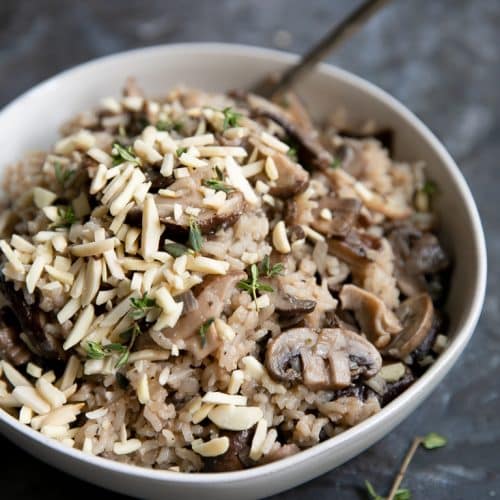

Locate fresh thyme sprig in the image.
[364,432,447,500]
[202,166,233,193]
[222,107,242,130]
[176,146,188,157]
[111,142,141,166]
[85,341,127,360]
[129,293,157,320]
[50,206,78,229]
[188,218,203,253]
[237,263,274,306]
[260,255,284,278]
[164,242,189,258]
[199,317,215,347]
[54,162,75,188]
[156,120,183,133]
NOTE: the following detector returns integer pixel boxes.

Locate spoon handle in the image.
[253,0,392,99]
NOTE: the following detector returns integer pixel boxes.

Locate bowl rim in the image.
[0,42,487,485]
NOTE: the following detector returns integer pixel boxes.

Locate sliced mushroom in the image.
[387,223,450,297]
[268,153,309,198]
[315,328,382,388]
[203,429,253,472]
[265,328,318,385]
[385,293,434,359]
[311,197,361,237]
[0,307,31,366]
[339,284,402,348]
[327,230,379,276]
[127,171,246,240]
[379,367,415,406]
[265,327,381,390]
[245,93,333,171]
[149,272,246,360]
[272,291,316,328]
[0,275,65,361]
[143,167,174,193]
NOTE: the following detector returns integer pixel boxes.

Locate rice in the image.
[0,80,450,472]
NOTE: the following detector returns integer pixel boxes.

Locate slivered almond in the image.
[197,146,247,158]
[225,156,258,205]
[81,258,102,306]
[26,255,48,293]
[12,386,50,415]
[272,221,291,254]
[0,240,24,274]
[141,194,162,261]
[57,298,81,324]
[71,239,115,257]
[186,255,229,275]
[87,147,112,166]
[113,439,141,455]
[2,361,31,387]
[192,437,229,457]
[208,405,263,431]
[63,305,95,350]
[260,131,289,153]
[249,418,267,461]
[202,392,247,406]
[58,356,81,391]
[134,139,162,164]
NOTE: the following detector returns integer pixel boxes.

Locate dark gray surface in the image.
[0,1,498,499]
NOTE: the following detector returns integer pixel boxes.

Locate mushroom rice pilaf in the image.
[0,80,450,472]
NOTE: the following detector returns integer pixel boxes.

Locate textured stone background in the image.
[0,0,498,498]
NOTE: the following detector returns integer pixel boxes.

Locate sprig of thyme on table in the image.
[365,432,447,500]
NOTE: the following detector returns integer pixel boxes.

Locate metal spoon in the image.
[252,0,392,99]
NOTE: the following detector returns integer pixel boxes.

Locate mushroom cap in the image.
[311,197,361,238]
[339,284,402,348]
[149,271,246,359]
[268,153,309,199]
[265,328,318,385]
[386,293,434,359]
[265,327,382,391]
[127,169,246,240]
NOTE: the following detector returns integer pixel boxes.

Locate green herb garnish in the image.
[50,206,78,229]
[115,323,143,368]
[129,293,157,320]
[112,142,141,166]
[330,157,342,169]
[422,180,437,196]
[202,167,233,193]
[287,147,298,162]
[260,255,284,278]
[54,162,75,187]
[188,218,203,252]
[164,242,189,258]
[199,317,215,347]
[364,432,447,500]
[176,146,188,157]
[84,341,127,361]
[222,107,242,130]
[237,263,274,306]
[365,481,410,500]
[421,432,447,450]
[156,120,183,133]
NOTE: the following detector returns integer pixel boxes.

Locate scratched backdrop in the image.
[0,1,499,499]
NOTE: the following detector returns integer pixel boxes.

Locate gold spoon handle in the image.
[252,0,392,99]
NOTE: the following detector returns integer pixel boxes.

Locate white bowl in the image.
[0,43,486,499]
